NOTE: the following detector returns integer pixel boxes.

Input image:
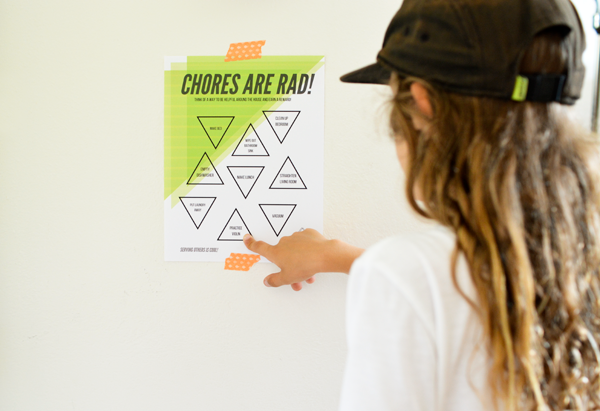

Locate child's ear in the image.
[410,83,433,118]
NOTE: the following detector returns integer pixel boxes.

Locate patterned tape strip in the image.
[225,40,266,62]
[224,253,261,271]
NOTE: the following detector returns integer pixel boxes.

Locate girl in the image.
[244,0,600,409]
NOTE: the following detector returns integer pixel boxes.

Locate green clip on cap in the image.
[512,76,530,102]
[341,0,585,105]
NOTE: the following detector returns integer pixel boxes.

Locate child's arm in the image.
[243,229,364,291]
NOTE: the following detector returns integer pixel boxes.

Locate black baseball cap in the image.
[340,0,585,105]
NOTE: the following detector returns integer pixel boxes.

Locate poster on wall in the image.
[164,47,324,262]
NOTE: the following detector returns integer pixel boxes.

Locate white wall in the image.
[0,1,597,410]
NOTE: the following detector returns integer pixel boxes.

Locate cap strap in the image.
[511,74,567,103]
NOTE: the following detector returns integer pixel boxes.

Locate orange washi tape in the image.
[225,40,266,62]
[224,253,261,271]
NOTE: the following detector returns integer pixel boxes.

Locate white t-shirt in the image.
[339,224,493,410]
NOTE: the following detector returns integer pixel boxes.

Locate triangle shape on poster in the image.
[269,157,307,189]
[218,209,251,241]
[197,116,235,149]
[179,197,216,229]
[231,124,269,156]
[227,166,264,199]
[187,153,224,185]
[259,204,297,237]
[262,110,300,144]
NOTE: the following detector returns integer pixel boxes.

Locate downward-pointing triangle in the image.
[197,116,234,149]
[263,111,300,144]
[259,204,297,237]
[179,197,216,229]
[227,166,264,199]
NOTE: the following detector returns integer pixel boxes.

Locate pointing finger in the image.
[244,234,273,259]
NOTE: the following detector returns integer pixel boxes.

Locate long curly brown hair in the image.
[391,29,600,411]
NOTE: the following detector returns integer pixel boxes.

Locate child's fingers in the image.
[292,277,315,291]
[244,234,273,259]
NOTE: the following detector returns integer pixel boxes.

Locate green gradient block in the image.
[164,56,324,207]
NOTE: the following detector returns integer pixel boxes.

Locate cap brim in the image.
[340,63,391,85]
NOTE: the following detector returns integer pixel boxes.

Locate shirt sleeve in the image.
[339,253,437,411]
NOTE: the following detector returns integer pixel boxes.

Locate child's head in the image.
[390,28,581,217]
[342,1,600,410]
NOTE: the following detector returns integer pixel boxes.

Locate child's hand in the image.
[243,229,364,291]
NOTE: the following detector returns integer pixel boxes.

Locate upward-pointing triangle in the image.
[270,157,307,189]
[218,209,251,241]
[231,124,269,156]
[187,153,224,185]
[263,110,300,144]
[197,116,234,149]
